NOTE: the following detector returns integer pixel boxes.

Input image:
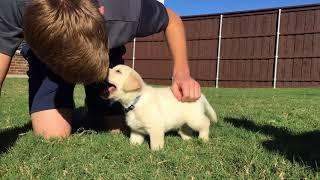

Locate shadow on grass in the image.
[0,122,32,155]
[224,117,320,171]
[72,106,130,137]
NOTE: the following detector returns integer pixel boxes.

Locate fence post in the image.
[215,14,223,88]
[132,38,136,69]
[273,9,282,88]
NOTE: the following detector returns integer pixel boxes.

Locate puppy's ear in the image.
[123,71,143,92]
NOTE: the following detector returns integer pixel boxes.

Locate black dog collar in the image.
[124,95,142,113]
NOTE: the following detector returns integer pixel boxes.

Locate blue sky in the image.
[165,0,320,16]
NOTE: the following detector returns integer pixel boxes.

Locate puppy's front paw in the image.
[110,129,121,134]
[150,143,164,151]
[130,132,144,145]
[149,130,165,151]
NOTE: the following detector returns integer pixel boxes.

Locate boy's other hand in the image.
[171,73,201,102]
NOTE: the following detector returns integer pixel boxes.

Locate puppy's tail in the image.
[202,95,217,123]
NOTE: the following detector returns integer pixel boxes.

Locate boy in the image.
[0,0,201,139]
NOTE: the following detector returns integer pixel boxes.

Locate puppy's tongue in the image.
[108,86,116,94]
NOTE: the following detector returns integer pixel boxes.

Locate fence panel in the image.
[133,15,220,86]
[277,6,320,87]
[218,11,277,87]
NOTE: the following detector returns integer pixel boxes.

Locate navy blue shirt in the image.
[0,0,169,57]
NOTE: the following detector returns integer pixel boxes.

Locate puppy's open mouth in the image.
[95,81,116,99]
[108,83,117,94]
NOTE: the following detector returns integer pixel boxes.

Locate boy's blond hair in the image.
[23,0,109,84]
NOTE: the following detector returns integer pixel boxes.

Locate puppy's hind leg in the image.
[130,131,145,145]
[187,115,210,142]
[178,124,193,140]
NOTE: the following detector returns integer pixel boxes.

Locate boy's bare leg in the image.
[31,109,72,139]
[0,53,11,96]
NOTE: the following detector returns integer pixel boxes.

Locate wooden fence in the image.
[123,4,320,87]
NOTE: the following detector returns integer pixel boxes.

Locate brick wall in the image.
[8,54,28,76]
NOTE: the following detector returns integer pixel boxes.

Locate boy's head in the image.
[23,0,109,84]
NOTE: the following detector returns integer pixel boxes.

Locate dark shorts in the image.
[21,45,126,116]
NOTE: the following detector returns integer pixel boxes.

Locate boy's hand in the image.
[171,73,201,102]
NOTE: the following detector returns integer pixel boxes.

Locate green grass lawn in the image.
[0,78,319,179]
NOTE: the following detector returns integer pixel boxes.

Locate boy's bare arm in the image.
[165,8,201,102]
[0,53,11,96]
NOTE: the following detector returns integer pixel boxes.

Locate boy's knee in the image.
[33,127,71,139]
[31,109,72,139]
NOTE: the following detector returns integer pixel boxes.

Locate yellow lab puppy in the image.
[106,65,217,150]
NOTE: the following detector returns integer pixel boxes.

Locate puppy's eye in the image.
[116,70,121,73]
